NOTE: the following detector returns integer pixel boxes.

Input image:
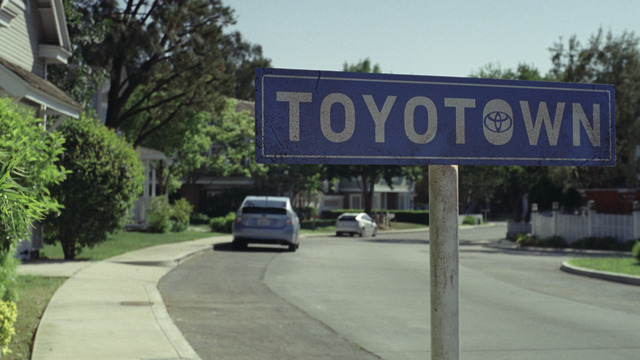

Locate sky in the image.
[222,0,640,78]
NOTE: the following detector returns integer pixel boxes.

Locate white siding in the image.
[0,0,44,76]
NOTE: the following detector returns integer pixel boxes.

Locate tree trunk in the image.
[62,238,76,260]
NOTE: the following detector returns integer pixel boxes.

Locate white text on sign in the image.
[276,92,601,147]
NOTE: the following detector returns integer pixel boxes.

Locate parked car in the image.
[232,196,300,251]
[335,212,378,237]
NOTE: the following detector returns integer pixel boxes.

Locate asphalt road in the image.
[159,224,640,360]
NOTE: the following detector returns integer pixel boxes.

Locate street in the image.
[159,223,640,360]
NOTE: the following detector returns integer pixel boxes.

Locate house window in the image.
[0,0,18,27]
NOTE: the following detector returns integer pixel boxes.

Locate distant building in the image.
[317,177,416,214]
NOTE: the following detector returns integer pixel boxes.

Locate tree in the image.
[549,29,640,189]
[52,0,236,146]
[319,59,409,215]
[467,63,552,220]
[221,31,272,100]
[44,115,144,260]
[50,0,272,145]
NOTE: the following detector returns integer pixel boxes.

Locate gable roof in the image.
[0,56,82,119]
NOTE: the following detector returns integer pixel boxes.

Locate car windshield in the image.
[242,206,286,215]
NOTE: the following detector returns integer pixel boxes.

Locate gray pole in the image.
[429,165,459,360]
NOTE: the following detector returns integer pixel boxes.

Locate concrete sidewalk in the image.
[19,235,232,360]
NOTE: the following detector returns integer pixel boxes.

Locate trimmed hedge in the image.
[633,241,640,262]
[210,212,236,233]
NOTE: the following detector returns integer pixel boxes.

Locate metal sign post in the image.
[429,165,459,360]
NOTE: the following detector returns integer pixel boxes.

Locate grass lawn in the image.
[568,257,640,276]
[39,228,226,261]
[6,276,67,360]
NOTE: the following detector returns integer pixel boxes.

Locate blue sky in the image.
[222,0,640,78]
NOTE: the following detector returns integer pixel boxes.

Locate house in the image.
[0,0,81,125]
[0,0,82,258]
[317,176,416,214]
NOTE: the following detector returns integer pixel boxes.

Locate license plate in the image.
[258,219,270,226]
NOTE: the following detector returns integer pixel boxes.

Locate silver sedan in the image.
[335,212,378,237]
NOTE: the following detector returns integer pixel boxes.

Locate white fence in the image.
[529,206,640,243]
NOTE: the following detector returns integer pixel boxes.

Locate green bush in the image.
[515,233,537,246]
[210,212,236,233]
[190,213,210,225]
[0,98,65,246]
[0,98,65,353]
[170,198,193,232]
[538,235,567,248]
[462,215,478,225]
[632,241,640,263]
[300,219,335,230]
[44,114,144,259]
[148,197,172,233]
[570,236,632,251]
[300,206,317,220]
[0,300,16,356]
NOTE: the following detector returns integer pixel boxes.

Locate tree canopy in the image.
[50,0,270,147]
[321,58,412,215]
[549,29,640,189]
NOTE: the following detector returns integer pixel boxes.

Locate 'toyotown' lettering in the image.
[276,91,601,147]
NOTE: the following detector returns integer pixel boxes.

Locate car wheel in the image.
[288,243,298,252]
[372,227,377,237]
[336,232,342,237]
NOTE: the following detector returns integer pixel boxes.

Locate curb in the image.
[560,261,640,286]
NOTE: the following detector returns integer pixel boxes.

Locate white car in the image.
[232,196,300,251]
[335,212,378,237]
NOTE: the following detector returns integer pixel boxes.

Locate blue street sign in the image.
[255,68,615,166]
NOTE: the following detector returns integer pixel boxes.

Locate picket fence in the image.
[513,202,640,243]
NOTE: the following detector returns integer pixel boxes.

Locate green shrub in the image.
[0,300,17,356]
[43,114,144,259]
[302,206,317,220]
[515,233,537,246]
[462,215,477,225]
[0,98,65,354]
[210,212,236,233]
[571,236,630,251]
[538,235,567,248]
[300,219,335,230]
[190,213,210,225]
[170,198,193,232]
[632,241,640,263]
[148,197,172,233]
[0,98,65,246]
